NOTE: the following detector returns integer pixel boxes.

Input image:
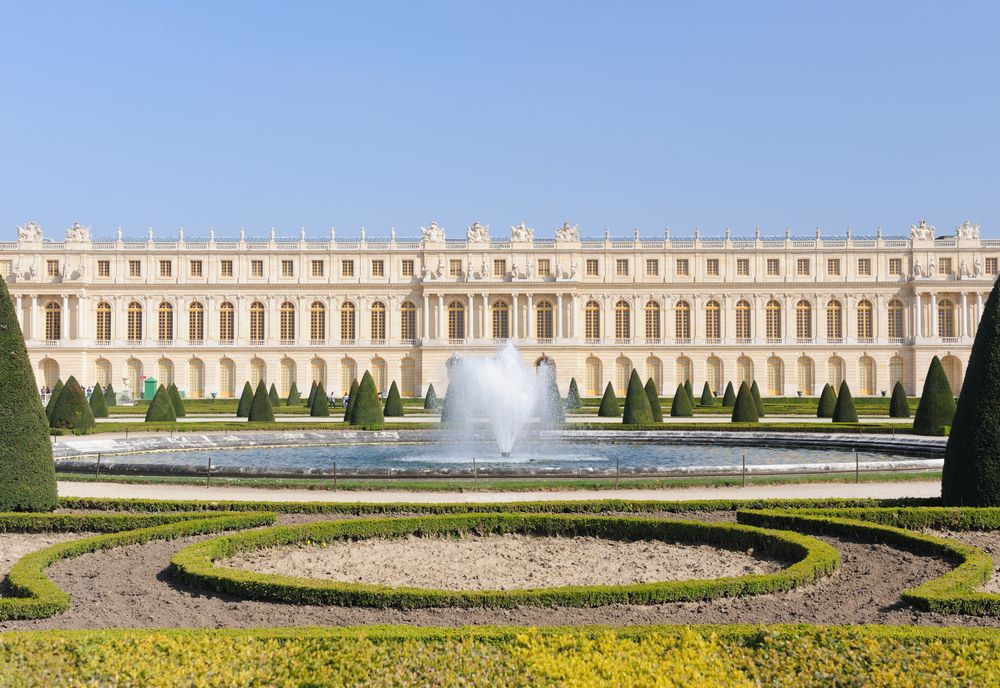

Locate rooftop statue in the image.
[65,222,91,242]
[466,221,490,242]
[910,219,935,240]
[511,221,534,242]
[555,222,580,242]
[16,222,42,242]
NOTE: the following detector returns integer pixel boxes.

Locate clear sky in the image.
[1,1,997,240]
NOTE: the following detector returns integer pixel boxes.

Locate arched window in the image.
[888,300,905,339]
[95,359,112,388]
[766,357,783,395]
[735,300,752,339]
[491,301,509,339]
[400,301,416,341]
[827,356,845,389]
[857,300,873,339]
[219,358,235,398]
[310,358,327,388]
[127,359,143,398]
[280,358,295,396]
[188,359,205,398]
[614,356,632,395]
[95,302,112,341]
[584,300,601,340]
[400,358,417,397]
[826,300,843,340]
[736,356,753,386]
[889,355,905,388]
[795,300,812,339]
[858,356,875,395]
[938,299,956,338]
[371,358,388,393]
[536,301,554,339]
[797,356,814,395]
[614,300,631,340]
[40,359,60,389]
[157,358,174,387]
[279,301,295,342]
[645,301,661,340]
[447,301,465,340]
[675,356,692,388]
[704,300,720,340]
[646,356,662,391]
[249,301,265,342]
[674,300,691,340]
[127,301,143,342]
[310,301,326,341]
[249,358,265,387]
[219,302,234,341]
[340,302,356,342]
[370,301,386,342]
[157,302,174,341]
[941,355,962,393]
[188,301,204,342]
[44,301,62,341]
[585,357,602,396]
[706,357,722,394]
[765,300,782,340]
[340,358,357,395]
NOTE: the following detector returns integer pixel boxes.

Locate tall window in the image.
[827,356,845,389]
[857,300,873,339]
[280,301,295,341]
[127,359,143,397]
[219,359,235,398]
[340,302,356,341]
[858,356,875,395]
[645,301,661,340]
[704,300,720,339]
[536,301,553,339]
[400,301,416,341]
[44,301,61,340]
[372,358,388,393]
[96,302,112,341]
[492,301,509,339]
[765,300,782,339]
[311,359,327,387]
[340,359,357,395]
[797,356,814,395]
[127,301,143,342]
[737,357,753,386]
[157,359,174,387]
[796,300,812,339]
[188,301,204,342]
[938,299,955,338]
[280,359,295,395]
[614,356,632,394]
[585,357,602,396]
[188,359,205,398]
[95,359,112,387]
[646,357,662,391]
[766,357,783,395]
[614,300,631,340]
[370,301,386,341]
[706,357,722,393]
[219,302,234,341]
[889,356,905,388]
[675,357,692,387]
[249,359,265,387]
[735,300,752,339]
[447,301,466,340]
[888,300,904,338]
[310,301,326,341]
[826,300,843,339]
[584,300,601,340]
[674,300,691,340]
[401,359,416,397]
[249,301,265,342]
[158,302,174,341]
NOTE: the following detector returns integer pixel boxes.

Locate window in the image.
[938,257,953,275]
[798,357,814,395]
[46,260,60,277]
[341,260,354,277]
[888,258,903,276]
[858,357,875,395]
[857,258,872,276]
[766,258,780,276]
[400,302,416,341]
[340,302,356,341]
[705,300,721,339]
[219,302,234,341]
[249,301,265,342]
[767,357,783,395]
[888,300,904,338]
[706,357,722,394]
[189,260,202,277]
[736,258,750,276]
[614,300,631,340]
[645,301,661,340]
[585,259,599,276]
[737,357,753,386]
[647,259,660,276]
[220,260,233,277]
[310,301,326,340]
[827,258,841,276]
[828,357,845,389]
[826,300,843,339]
[0,259,11,278]
[371,259,384,277]
[585,357,602,396]
[279,301,295,341]
[157,359,174,387]
[536,301,553,339]
[675,357,692,388]
[449,260,462,277]
[95,359,112,388]
[492,301,509,339]
[796,300,813,339]
[251,260,264,277]
[44,301,61,340]
[188,359,205,398]
[250,359,265,388]
[281,260,294,277]
[401,259,414,277]
[219,359,235,398]
[889,356,905,388]
[494,259,507,276]
[97,260,110,277]
[616,259,629,276]
[95,302,112,341]
[765,300,782,339]
[401,358,416,397]
[796,258,810,276]
[674,301,691,340]
[857,300,873,339]
[127,301,143,341]
[188,302,204,341]
[735,300,752,339]
[370,301,386,341]
[157,302,174,341]
[128,259,141,277]
[706,258,719,276]
[311,260,324,277]
[159,260,172,278]
[987,257,998,275]
[538,259,551,276]
[584,300,601,340]
[615,356,633,395]
[938,299,956,338]
[675,259,689,276]
[447,301,466,340]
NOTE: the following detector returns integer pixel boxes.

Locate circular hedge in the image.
[170,513,839,608]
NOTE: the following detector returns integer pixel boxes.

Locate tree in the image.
[684,379,694,405]
[248,380,275,422]
[104,383,117,407]
[914,356,957,436]
[236,382,254,417]
[597,382,620,417]
[345,378,360,422]
[44,379,63,420]
[423,383,438,410]
[644,378,663,422]
[144,384,177,423]
[286,381,300,406]
[832,381,858,423]
[889,381,910,419]
[622,369,653,424]
[384,381,404,417]
[268,383,281,407]
[167,382,186,417]
[0,277,57,511]
[816,383,837,418]
[49,376,96,434]
[89,382,109,418]
[306,380,318,408]
[309,382,330,417]
[721,381,736,408]
[565,377,582,410]
[350,371,384,426]
[699,382,713,406]
[731,381,760,423]
[670,383,693,418]
[750,380,765,417]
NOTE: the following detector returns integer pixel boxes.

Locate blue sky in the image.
[1,1,997,240]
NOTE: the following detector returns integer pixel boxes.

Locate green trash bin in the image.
[142,377,158,401]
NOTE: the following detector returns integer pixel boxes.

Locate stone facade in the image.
[2,220,995,400]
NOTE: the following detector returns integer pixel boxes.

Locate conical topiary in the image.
[45,379,63,420]
[914,356,957,436]
[699,381,713,406]
[144,384,177,423]
[89,382,109,418]
[236,382,254,417]
[889,381,910,418]
[0,277,57,511]
[622,369,653,424]
[310,382,330,417]
[750,380,765,417]
[565,377,582,410]
[537,369,565,424]
[832,381,858,423]
[49,376,95,434]
[306,380,318,408]
[104,382,117,407]
[440,394,454,422]
[345,378,360,422]
[684,379,694,405]
[817,383,837,418]
[248,380,275,422]
[423,383,438,410]
[597,382,620,417]
[167,382,186,417]
[731,381,759,423]
[384,381,404,417]
[268,383,281,407]
[351,371,384,427]
[286,381,300,406]
[721,381,736,407]
[670,383,693,418]
[644,378,663,422]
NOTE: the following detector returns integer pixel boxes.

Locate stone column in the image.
[61,294,69,340]
[437,294,444,340]
[913,293,921,340]
[14,294,22,334]
[30,295,38,340]
[961,292,969,338]
[526,294,533,339]
[930,292,938,338]
[422,294,430,339]
[556,294,563,339]
[512,294,519,339]
[977,292,984,337]
[77,295,86,342]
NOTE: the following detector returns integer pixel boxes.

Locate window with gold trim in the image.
[491,301,509,339]
[735,300,752,339]
[249,301,265,342]
[674,300,691,339]
[310,301,326,340]
[340,302,356,341]
[219,302,234,341]
[44,301,61,340]
[400,301,416,341]
[279,301,295,340]
[370,301,386,341]
[704,300,720,339]
[96,302,112,341]
[127,301,142,341]
[188,301,204,342]
[584,300,601,340]
[157,302,174,341]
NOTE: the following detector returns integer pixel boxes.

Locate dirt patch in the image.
[223,534,778,590]
[927,529,1000,594]
[0,533,93,586]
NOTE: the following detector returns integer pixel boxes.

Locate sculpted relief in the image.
[910,219,935,240]
[555,222,580,242]
[17,222,42,242]
[466,221,490,242]
[421,221,446,243]
[956,221,980,240]
[510,222,534,242]
[65,222,92,242]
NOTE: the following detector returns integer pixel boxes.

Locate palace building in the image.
[1,219,994,401]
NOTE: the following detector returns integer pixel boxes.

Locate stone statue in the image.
[465,262,473,281]
[466,221,490,242]
[555,222,580,242]
[269,227,276,241]
[65,222,91,242]
[360,227,366,241]
[16,222,42,242]
[481,256,488,278]
[910,219,935,240]
[510,222,534,242]
[960,260,970,278]
[436,254,444,278]
[913,261,923,278]
[421,221,446,242]
[928,261,936,277]
[178,228,185,241]
[956,220,981,240]
[975,256,983,276]
[299,227,306,241]
[526,259,535,279]
[147,227,154,241]
[570,259,578,278]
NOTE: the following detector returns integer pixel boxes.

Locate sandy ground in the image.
[223,534,778,590]
[56,479,942,503]
[0,533,91,583]
[926,529,1000,594]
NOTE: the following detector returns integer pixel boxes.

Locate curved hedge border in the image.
[0,511,275,620]
[737,508,998,616]
[171,512,839,608]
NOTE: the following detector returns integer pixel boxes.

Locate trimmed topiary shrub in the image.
[345,379,360,422]
[670,384,693,418]
[537,369,565,424]
[350,371,384,427]
[914,356,957,436]
[89,382,109,419]
[699,382,713,406]
[889,381,910,418]
[622,370,653,424]
[832,381,858,423]
[248,381,275,422]
[144,385,177,423]
[383,381,404,417]
[104,383,116,407]
[167,383,186,418]
[721,381,736,407]
[750,380,765,417]
[236,382,254,418]
[423,383,438,410]
[268,383,281,408]
[286,381,300,406]
[309,382,329,417]
[817,383,837,418]
[49,376,96,434]
[597,382,620,417]
[44,379,63,420]
[684,379,694,406]
[731,381,760,423]
[644,378,663,423]
[565,377,582,410]
[306,380,317,408]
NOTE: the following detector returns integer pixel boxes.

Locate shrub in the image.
[538,370,565,424]
[644,378,663,422]
[236,382,253,418]
[268,383,281,407]
[167,383,186,418]
[306,380,317,408]
[0,279,57,511]
[731,381,759,423]
[286,381,300,406]
[670,384,693,418]
[144,385,177,423]
[44,379,63,420]
[832,381,858,423]
[423,383,438,410]
[750,380,765,417]
[309,382,329,417]
[597,382,620,417]
[48,376,95,434]
[384,381,404,417]
[817,383,836,418]
[622,370,653,424]
[247,381,275,422]
[351,371,384,427]
[699,382,713,406]
[565,377,582,410]
[103,383,117,407]
[889,381,910,418]
[345,379,360,423]
[89,382,109,419]
[721,381,736,407]
[914,356,956,436]
[684,379,694,405]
